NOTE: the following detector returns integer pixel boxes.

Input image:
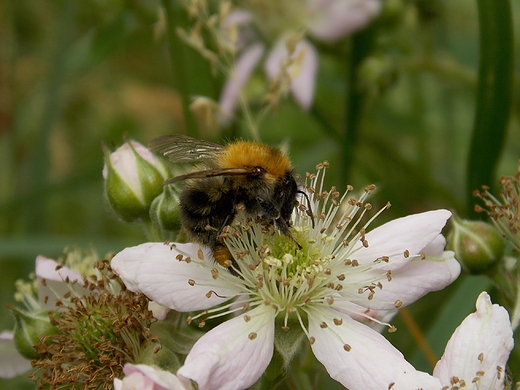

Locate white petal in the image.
[148,301,170,321]
[376,251,460,306]
[35,255,83,282]
[289,40,318,109]
[333,300,398,333]
[264,39,285,80]
[177,305,275,390]
[433,292,513,389]
[35,256,88,309]
[422,234,447,256]
[344,251,461,310]
[111,245,147,293]
[0,331,31,378]
[306,0,382,42]
[218,43,264,126]
[121,364,188,390]
[111,242,243,312]
[221,9,252,28]
[351,209,452,269]
[113,378,122,390]
[307,307,442,389]
[265,38,318,109]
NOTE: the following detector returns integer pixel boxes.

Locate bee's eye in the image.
[251,167,265,176]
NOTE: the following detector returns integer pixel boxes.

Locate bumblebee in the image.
[149,134,309,271]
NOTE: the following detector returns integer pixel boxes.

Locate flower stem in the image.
[511,293,520,331]
[341,24,377,189]
[466,0,513,218]
[161,0,198,137]
[399,307,438,369]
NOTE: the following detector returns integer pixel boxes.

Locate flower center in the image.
[188,162,398,334]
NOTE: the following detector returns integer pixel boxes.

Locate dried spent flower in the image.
[474,165,520,252]
[29,259,159,390]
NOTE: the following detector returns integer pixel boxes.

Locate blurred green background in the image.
[1,0,519,388]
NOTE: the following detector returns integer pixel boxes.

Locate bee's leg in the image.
[213,211,243,275]
[216,211,236,241]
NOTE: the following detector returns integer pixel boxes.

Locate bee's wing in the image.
[148,134,224,163]
[164,167,252,184]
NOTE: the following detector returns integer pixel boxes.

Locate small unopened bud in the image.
[103,141,169,222]
[150,185,182,232]
[448,216,504,274]
[9,307,58,359]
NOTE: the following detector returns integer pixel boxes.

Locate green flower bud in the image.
[103,141,170,222]
[150,185,182,232]
[448,216,505,274]
[9,307,58,359]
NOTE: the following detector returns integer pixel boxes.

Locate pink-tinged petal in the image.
[218,43,264,126]
[35,256,87,308]
[264,40,284,79]
[343,251,461,311]
[0,331,31,378]
[307,307,442,389]
[111,242,243,312]
[265,38,318,109]
[102,141,165,180]
[377,251,460,305]
[334,300,398,333]
[289,40,318,109]
[116,364,188,390]
[35,255,83,283]
[177,305,276,390]
[306,0,383,42]
[221,9,252,28]
[351,209,452,269]
[433,292,513,389]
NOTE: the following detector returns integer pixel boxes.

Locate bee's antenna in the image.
[296,190,315,228]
